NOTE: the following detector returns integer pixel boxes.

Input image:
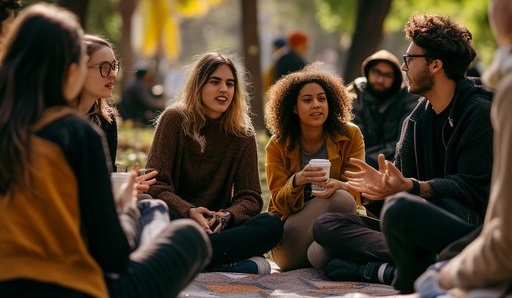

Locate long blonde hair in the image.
[161,52,254,137]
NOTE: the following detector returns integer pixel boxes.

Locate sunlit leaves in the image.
[134,0,224,61]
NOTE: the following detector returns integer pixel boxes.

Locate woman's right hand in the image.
[188,207,214,234]
[133,162,158,194]
[294,164,329,187]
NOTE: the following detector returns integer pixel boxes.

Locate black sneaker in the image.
[324,258,394,285]
[210,256,271,274]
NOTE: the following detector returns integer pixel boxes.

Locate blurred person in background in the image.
[274,30,308,81]
[119,62,166,127]
[263,37,287,91]
[347,49,419,216]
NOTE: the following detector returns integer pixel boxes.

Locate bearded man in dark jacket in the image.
[308,14,493,294]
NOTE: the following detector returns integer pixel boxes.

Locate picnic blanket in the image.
[179,266,400,297]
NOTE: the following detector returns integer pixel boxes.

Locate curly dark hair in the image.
[265,62,353,151]
[404,14,476,81]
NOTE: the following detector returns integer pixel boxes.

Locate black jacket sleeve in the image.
[40,116,133,273]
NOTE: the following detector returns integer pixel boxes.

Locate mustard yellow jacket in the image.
[266,122,365,220]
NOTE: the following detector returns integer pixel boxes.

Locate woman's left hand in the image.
[208,211,232,234]
[133,162,158,193]
[312,178,348,199]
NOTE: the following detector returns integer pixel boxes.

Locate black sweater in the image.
[394,79,493,220]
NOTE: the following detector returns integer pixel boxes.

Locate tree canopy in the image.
[315,0,494,67]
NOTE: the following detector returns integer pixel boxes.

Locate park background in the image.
[23,0,494,209]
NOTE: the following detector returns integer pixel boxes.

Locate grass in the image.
[117,127,271,211]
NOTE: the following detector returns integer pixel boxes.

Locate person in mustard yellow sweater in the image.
[0,4,210,297]
[264,62,365,271]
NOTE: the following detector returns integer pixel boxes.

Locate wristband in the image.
[409,178,420,196]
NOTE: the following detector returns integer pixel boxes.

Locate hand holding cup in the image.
[308,159,331,192]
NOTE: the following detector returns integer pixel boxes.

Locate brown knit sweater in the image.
[146,109,263,226]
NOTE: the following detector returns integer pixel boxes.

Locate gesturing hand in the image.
[133,162,158,194]
[345,154,409,200]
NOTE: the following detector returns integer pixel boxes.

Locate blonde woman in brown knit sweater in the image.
[146,52,283,274]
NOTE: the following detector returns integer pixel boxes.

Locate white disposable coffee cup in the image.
[111,172,131,202]
[309,159,331,192]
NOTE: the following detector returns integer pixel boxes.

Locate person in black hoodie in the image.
[309,13,493,294]
[347,50,419,217]
[348,50,419,171]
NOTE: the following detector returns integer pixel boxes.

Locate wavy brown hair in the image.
[404,14,476,81]
[0,3,83,195]
[265,62,353,151]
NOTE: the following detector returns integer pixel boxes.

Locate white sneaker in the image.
[211,256,271,274]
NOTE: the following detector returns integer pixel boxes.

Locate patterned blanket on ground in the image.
[179,267,400,298]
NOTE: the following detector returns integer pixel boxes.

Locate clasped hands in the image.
[189,207,232,235]
[345,153,411,200]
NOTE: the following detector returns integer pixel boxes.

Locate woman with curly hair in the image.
[265,62,365,271]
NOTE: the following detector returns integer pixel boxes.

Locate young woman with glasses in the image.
[78,34,157,193]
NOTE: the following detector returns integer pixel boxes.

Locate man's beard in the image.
[366,82,394,99]
[407,68,434,95]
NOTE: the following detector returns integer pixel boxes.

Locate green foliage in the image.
[313,0,355,33]
[389,0,495,66]
[21,0,121,46]
[314,0,495,66]
[86,0,122,45]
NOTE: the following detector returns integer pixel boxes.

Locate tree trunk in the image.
[343,0,391,82]
[118,0,138,88]
[241,0,264,130]
[57,0,89,28]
